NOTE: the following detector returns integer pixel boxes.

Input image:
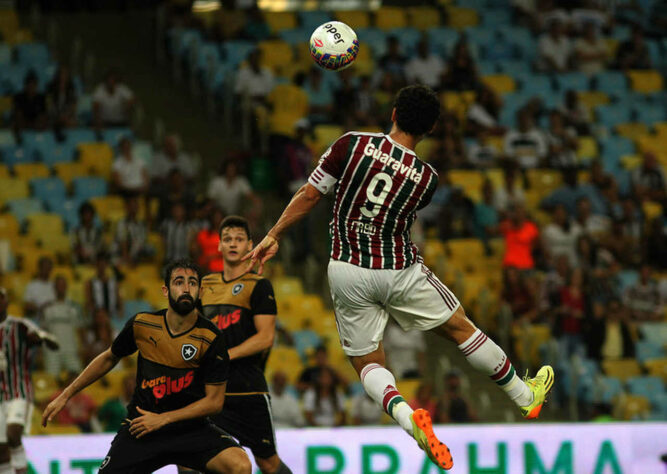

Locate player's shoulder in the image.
[193,314,223,342]
[347,130,384,139]
[134,309,166,325]
[201,272,224,287]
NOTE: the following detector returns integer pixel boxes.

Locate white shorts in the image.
[327,258,461,356]
[0,399,33,441]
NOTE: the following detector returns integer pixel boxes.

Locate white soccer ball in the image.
[309,21,359,71]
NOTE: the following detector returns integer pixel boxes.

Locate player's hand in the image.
[242,235,279,275]
[129,407,168,438]
[42,392,69,427]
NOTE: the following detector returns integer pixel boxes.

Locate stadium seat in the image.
[519,75,553,97]
[43,140,76,166]
[14,245,54,275]
[481,74,516,95]
[408,7,441,30]
[273,277,304,300]
[482,40,516,61]
[292,329,323,362]
[266,346,303,382]
[447,6,479,29]
[595,103,633,128]
[32,371,58,404]
[635,134,662,155]
[576,136,599,161]
[298,11,330,32]
[1,144,34,166]
[13,162,49,180]
[577,91,610,112]
[638,322,667,346]
[375,7,407,30]
[0,44,11,64]
[527,169,562,191]
[102,128,133,148]
[14,42,50,68]
[644,358,667,382]
[77,143,113,178]
[264,11,297,33]
[4,271,32,301]
[0,178,29,206]
[21,131,57,161]
[72,177,108,201]
[427,27,460,57]
[621,154,642,169]
[396,379,421,399]
[634,105,666,124]
[311,124,344,155]
[626,376,665,406]
[614,394,651,420]
[221,40,255,68]
[595,376,624,404]
[54,162,87,186]
[615,123,649,140]
[30,177,67,204]
[335,10,370,29]
[257,40,294,76]
[593,71,627,95]
[26,212,64,239]
[448,171,484,201]
[654,122,667,137]
[266,83,309,137]
[64,128,98,146]
[6,197,44,225]
[627,70,664,94]
[602,359,642,381]
[40,232,71,255]
[89,195,125,223]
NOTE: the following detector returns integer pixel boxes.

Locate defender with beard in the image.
[42,260,251,474]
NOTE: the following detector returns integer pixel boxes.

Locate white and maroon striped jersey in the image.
[0,316,39,401]
[308,132,438,270]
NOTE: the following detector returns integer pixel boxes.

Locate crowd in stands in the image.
[0,0,666,433]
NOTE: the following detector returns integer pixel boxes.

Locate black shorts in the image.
[211,394,277,460]
[99,421,240,473]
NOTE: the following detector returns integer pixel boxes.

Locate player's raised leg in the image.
[432,306,554,419]
[204,446,252,474]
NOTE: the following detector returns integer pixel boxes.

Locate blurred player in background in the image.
[0,287,59,474]
[42,260,251,474]
[246,85,554,471]
[197,216,291,474]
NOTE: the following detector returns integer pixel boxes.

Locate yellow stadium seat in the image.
[635,134,661,155]
[348,44,374,75]
[41,233,72,255]
[627,70,664,94]
[32,371,59,404]
[0,97,11,120]
[0,164,8,178]
[415,137,438,160]
[74,264,96,283]
[0,177,29,205]
[8,28,33,45]
[654,122,667,138]
[408,7,441,30]
[604,38,619,58]
[449,170,484,201]
[527,169,562,191]
[0,10,18,40]
[0,214,20,240]
[264,11,297,33]
[77,143,114,178]
[335,10,370,29]
[273,277,304,299]
[267,83,309,137]
[644,358,667,382]
[576,136,598,160]
[602,358,642,381]
[448,238,485,260]
[54,162,88,186]
[27,213,64,239]
[615,123,649,140]
[258,40,294,76]
[614,394,651,420]
[13,163,49,180]
[375,6,407,30]
[485,168,504,189]
[642,201,663,221]
[512,324,552,367]
[310,124,344,155]
[447,6,479,29]
[481,74,516,95]
[52,265,76,282]
[621,154,642,169]
[14,247,55,276]
[396,379,421,400]
[266,346,303,382]
[90,195,126,224]
[577,91,609,111]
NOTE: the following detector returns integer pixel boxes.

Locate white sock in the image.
[10,445,27,471]
[360,363,414,435]
[0,462,11,474]
[458,329,533,406]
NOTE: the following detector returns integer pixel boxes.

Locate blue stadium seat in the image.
[175,29,203,59]
[478,60,499,75]
[298,11,331,32]
[6,198,44,224]
[222,40,256,67]
[600,136,635,170]
[482,40,517,61]
[195,42,221,74]
[132,140,153,166]
[611,168,632,195]
[646,40,663,67]
[278,28,310,46]
[555,72,590,92]
[636,340,666,364]
[593,72,627,96]
[292,329,322,362]
[626,376,664,406]
[72,177,108,201]
[1,64,29,95]
[65,128,98,146]
[497,59,531,74]
[76,94,93,125]
[481,8,512,27]
[21,131,57,162]
[48,198,82,230]
[612,25,632,42]
[638,322,667,347]
[356,28,387,57]
[595,376,623,404]
[102,128,133,148]
[0,144,35,166]
[42,141,76,166]
[0,44,11,65]
[30,177,67,203]
[391,28,422,57]
[0,129,15,147]
[427,27,460,56]
[633,104,666,124]
[207,63,232,94]
[654,393,667,420]
[618,269,639,290]
[595,103,633,128]
[519,75,554,97]
[14,43,50,68]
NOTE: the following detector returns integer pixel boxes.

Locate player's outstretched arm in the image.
[129,382,226,438]
[243,183,323,274]
[42,348,120,426]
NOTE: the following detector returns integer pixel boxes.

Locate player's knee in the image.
[435,305,476,343]
[229,457,252,474]
[255,455,282,474]
[206,448,251,474]
[5,426,22,448]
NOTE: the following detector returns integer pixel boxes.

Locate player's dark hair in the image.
[218,215,251,240]
[393,84,440,136]
[163,259,201,287]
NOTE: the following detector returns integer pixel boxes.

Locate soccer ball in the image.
[309,21,359,71]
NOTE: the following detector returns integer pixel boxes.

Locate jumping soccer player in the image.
[245,85,554,471]
[42,260,251,474]
[198,216,291,474]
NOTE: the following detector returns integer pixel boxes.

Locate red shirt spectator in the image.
[499,205,539,269]
[196,228,224,272]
